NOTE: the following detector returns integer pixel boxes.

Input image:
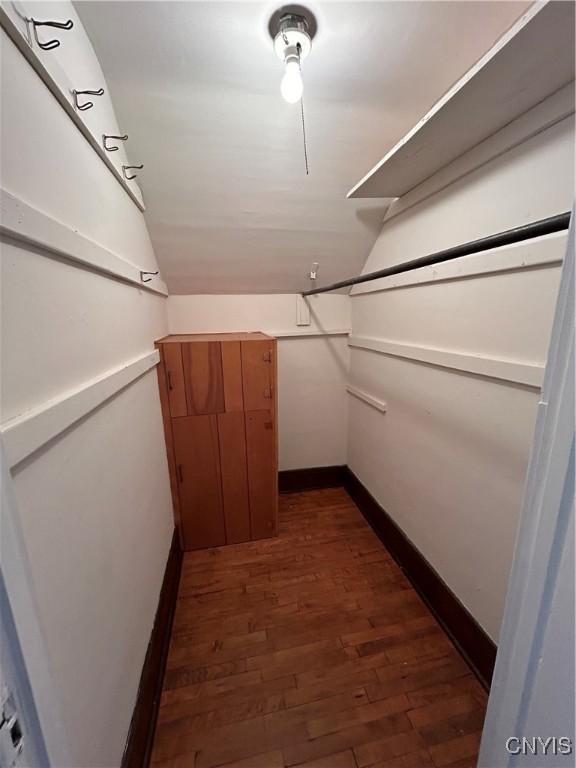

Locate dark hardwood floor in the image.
[151,487,487,768]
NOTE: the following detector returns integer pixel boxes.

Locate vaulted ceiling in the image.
[77,1,529,294]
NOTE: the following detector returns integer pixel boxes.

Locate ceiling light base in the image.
[269,5,316,61]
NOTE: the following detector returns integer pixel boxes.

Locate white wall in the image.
[0,3,173,765]
[167,294,351,470]
[347,114,574,642]
[480,218,574,768]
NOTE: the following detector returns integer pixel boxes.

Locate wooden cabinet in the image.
[156,333,278,550]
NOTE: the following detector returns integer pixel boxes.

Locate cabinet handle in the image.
[262,351,272,363]
[264,387,272,399]
[177,464,184,483]
[167,371,173,391]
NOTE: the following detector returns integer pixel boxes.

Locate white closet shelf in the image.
[348,1,575,199]
[0,3,145,212]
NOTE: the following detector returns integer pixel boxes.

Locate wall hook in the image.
[102,134,128,152]
[28,18,73,50]
[73,88,104,111]
[140,271,159,283]
[122,164,144,181]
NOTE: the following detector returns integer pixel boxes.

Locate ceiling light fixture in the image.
[270,7,315,104]
[269,6,317,174]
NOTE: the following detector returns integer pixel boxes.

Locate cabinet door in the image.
[162,343,187,417]
[241,340,274,411]
[172,415,226,550]
[182,342,225,415]
[245,410,277,540]
[218,412,251,544]
[221,341,244,412]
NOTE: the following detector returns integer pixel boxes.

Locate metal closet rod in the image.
[302,211,572,296]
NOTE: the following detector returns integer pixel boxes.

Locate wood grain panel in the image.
[245,410,277,540]
[162,342,187,418]
[182,342,225,415]
[172,415,225,549]
[218,412,251,544]
[221,341,244,412]
[241,340,274,412]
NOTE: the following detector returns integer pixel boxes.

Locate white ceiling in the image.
[77,1,529,294]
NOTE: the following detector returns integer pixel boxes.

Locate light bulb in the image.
[281,59,303,103]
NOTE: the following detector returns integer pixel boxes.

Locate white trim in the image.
[0,3,145,212]
[383,86,574,225]
[0,190,168,296]
[272,329,351,339]
[350,231,565,296]
[346,385,387,413]
[348,335,543,389]
[1,350,160,468]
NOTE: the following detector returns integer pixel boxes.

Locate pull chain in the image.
[300,99,309,176]
[300,97,309,175]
